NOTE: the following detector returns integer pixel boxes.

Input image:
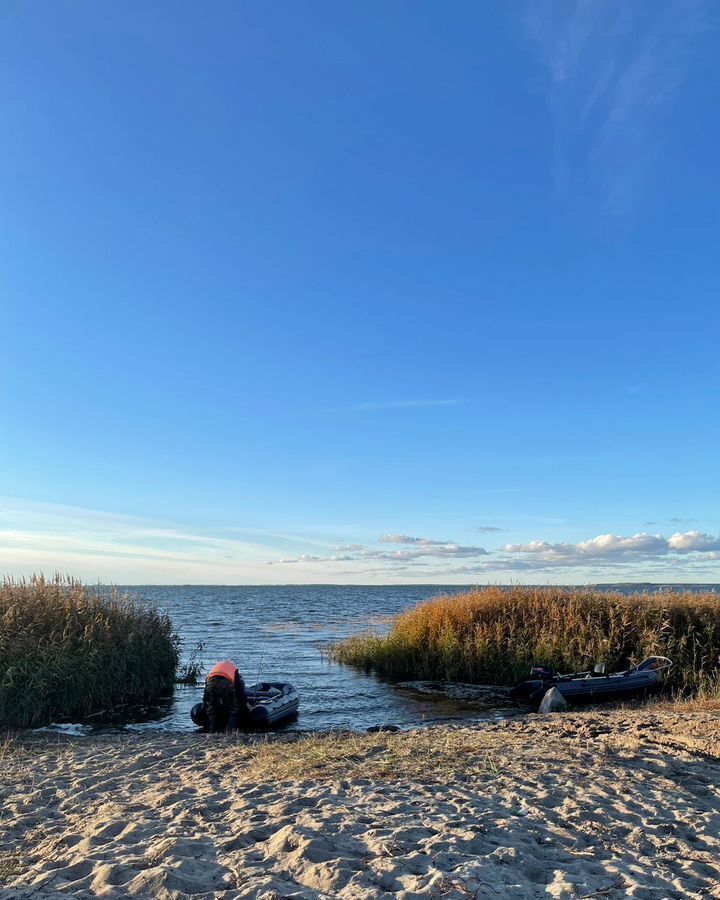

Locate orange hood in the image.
[206,660,237,685]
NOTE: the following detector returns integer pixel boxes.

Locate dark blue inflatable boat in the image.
[510,656,672,706]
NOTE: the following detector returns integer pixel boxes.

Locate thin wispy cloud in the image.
[523,0,714,213]
[267,533,489,566]
[317,399,466,414]
[469,489,537,496]
[5,497,719,583]
[646,516,697,527]
[380,534,446,545]
[0,497,298,583]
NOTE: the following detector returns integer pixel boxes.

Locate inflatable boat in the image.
[510,656,672,706]
[191,681,299,729]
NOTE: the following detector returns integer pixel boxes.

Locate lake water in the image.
[120,585,479,734]
[45,583,718,735]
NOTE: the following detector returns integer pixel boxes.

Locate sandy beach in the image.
[1,707,719,899]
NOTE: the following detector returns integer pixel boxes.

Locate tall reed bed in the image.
[329,587,720,696]
[0,575,180,727]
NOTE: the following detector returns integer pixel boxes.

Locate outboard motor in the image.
[530,665,553,679]
[191,702,209,728]
[510,664,553,701]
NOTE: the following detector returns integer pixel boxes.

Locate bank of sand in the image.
[1,707,719,899]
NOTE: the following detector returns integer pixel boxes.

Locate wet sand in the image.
[1,706,719,899]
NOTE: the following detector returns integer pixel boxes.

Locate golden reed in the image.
[330,587,720,697]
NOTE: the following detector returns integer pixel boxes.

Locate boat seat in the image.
[248,688,282,700]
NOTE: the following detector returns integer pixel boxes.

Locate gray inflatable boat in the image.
[191,681,299,729]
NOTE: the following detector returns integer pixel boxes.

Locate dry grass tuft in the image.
[670,696,720,712]
[0,732,16,766]
[239,728,496,782]
[0,853,22,882]
[329,587,720,696]
[0,575,179,728]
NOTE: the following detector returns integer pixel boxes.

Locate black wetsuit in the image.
[203,671,251,732]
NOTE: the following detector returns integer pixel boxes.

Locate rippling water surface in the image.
[128,585,480,733]
[45,583,718,735]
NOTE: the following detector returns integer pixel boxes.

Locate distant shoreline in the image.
[110,581,720,588]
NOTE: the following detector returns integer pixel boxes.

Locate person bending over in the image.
[203,660,252,732]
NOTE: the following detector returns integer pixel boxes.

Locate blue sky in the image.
[1,1,718,584]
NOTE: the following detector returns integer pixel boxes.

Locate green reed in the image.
[328,587,720,696]
[0,575,180,728]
